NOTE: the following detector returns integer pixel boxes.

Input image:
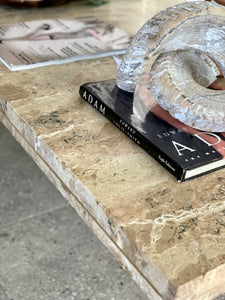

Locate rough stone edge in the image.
[176,263,225,300]
[0,95,176,299]
[0,110,166,300]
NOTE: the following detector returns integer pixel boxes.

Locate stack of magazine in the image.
[0,16,132,70]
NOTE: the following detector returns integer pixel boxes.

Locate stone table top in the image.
[0,0,225,299]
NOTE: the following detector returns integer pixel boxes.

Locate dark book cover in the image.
[79,74,225,181]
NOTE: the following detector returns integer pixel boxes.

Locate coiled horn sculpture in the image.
[115,1,225,132]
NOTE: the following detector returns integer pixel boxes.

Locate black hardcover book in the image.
[79,74,225,182]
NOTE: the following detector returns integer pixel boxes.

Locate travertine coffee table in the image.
[0,0,225,299]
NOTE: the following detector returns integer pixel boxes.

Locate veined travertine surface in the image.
[0,1,225,299]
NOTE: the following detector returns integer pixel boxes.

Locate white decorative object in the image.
[116,1,225,132]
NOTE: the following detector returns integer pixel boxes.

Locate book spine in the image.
[79,85,185,181]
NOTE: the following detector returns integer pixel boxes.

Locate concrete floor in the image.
[0,122,148,300]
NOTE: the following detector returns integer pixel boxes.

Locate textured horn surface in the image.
[116,1,225,132]
[150,50,225,131]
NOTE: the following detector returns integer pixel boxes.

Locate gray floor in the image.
[0,122,147,300]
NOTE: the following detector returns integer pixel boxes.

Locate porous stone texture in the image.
[0,123,147,300]
[0,1,225,299]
